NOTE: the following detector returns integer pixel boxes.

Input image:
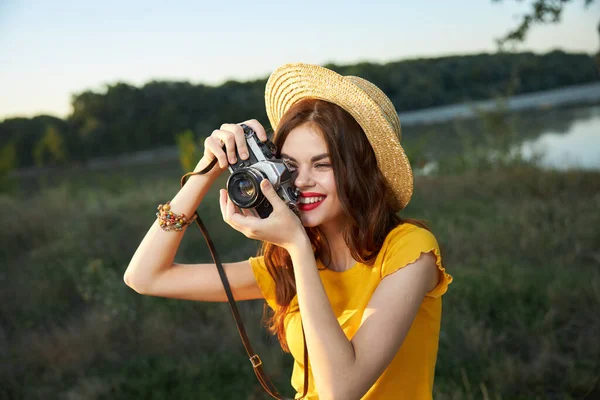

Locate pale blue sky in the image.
[1,0,598,119]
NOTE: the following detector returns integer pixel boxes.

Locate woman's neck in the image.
[319,222,356,272]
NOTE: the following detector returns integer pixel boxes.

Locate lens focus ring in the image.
[227,168,265,208]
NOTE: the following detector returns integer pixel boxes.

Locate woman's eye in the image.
[284,161,330,170]
[283,160,296,170]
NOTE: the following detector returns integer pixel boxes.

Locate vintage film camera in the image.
[226,124,299,218]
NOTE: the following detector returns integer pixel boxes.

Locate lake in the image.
[404,104,600,172]
[518,105,600,170]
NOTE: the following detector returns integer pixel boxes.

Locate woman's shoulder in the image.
[377,222,452,297]
[382,221,439,250]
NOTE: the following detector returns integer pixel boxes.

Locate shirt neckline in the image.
[317,258,364,276]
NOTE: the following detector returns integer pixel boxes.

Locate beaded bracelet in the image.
[156,201,197,232]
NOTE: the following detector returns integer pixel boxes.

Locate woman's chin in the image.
[299,213,321,228]
[300,219,319,228]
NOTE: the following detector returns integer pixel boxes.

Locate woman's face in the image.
[280,123,346,230]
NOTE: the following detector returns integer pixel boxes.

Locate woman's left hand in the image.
[219,179,307,251]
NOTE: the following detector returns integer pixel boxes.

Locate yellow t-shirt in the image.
[249,222,453,399]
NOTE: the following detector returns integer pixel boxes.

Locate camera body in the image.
[226,124,299,219]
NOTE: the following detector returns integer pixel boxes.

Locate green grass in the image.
[1,160,599,399]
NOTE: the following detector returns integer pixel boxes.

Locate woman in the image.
[124,63,453,399]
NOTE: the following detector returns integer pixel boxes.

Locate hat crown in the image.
[344,76,402,141]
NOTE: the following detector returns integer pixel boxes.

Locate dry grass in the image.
[1,163,599,399]
[18,310,114,376]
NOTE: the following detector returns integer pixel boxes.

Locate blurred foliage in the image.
[494,0,600,72]
[175,130,201,173]
[76,258,132,319]
[33,125,68,167]
[0,115,72,168]
[1,51,598,170]
[494,0,597,48]
[0,141,17,192]
[1,157,599,399]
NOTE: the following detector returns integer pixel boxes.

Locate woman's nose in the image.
[293,166,314,188]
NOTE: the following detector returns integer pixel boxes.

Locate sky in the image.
[1,0,598,120]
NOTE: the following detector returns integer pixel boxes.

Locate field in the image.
[1,155,599,399]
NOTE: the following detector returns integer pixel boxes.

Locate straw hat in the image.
[265,63,413,211]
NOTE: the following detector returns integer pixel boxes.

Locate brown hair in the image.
[257,98,430,351]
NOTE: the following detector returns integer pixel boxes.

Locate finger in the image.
[213,129,238,165]
[225,191,240,222]
[230,210,259,235]
[234,205,245,216]
[241,119,268,142]
[223,123,251,161]
[226,195,258,233]
[205,136,229,169]
[219,189,228,219]
[240,208,255,218]
[221,190,243,230]
[220,123,249,161]
[259,179,283,210]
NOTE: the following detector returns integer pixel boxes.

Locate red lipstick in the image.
[298,193,327,211]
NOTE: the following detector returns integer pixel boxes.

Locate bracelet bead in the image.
[156,201,197,232]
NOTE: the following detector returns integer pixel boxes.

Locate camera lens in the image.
[237,179,255,199]
[227,168,265,208]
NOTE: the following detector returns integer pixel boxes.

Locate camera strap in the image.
[180,161,310,400]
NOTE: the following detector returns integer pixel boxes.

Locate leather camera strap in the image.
[180,162,310,400]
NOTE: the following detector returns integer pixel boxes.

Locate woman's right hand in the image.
[195,120,270,177]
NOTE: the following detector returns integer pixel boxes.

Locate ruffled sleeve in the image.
[248,256,279,310]
[380,224,453,298]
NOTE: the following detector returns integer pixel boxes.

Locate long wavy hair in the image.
[257,98,430,351]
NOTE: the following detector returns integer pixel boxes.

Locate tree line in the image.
[1,50,598,170]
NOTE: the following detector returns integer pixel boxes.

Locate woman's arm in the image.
[289,239,438,400]
[124,121,268,301]
[126,259,263,302]
[124,158,218,294]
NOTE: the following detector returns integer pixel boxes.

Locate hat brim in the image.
[265,63,413,210]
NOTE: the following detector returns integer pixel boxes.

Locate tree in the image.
[175,129,201,172]
[0,142,17,191]
[33,125,68,167]
[493,0,600,71]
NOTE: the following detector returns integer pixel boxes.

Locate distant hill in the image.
[1,50,598,169]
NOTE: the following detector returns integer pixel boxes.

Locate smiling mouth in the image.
[298,196,326,211]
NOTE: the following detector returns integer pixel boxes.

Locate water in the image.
[519,106,600,170]
[403,104,600,171]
